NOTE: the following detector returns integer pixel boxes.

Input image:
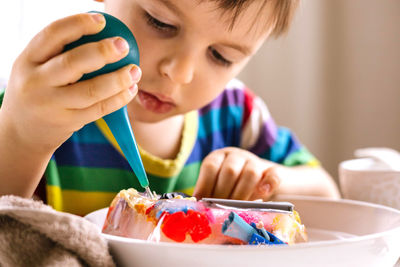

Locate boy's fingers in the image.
[230,161,262,200]
[193,152,226,199]
[213,153,245,199]
[76,87,136,125]
[25,13,106,64]
[55,64,140,109]
[41,37,130,86]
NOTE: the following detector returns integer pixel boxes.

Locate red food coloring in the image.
[145,204,155,215]
[162,211,189,242]
[102,207,114,231]
[187,210,212,242]
[161,210,211,243]
[105,206,113,219]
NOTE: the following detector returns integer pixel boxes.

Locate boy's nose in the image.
[159,49,195,85]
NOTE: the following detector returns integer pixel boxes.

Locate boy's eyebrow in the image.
[158,0,184,17]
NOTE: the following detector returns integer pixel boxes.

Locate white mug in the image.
[339,158,400,210]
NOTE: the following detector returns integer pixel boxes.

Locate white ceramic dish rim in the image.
[340,158,400,173]
[89,196,400,251]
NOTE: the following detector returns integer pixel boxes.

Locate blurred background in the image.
[1,0,399,184]
[238,0,400,181]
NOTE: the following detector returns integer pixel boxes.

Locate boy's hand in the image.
[193,147,281,201]
[1,13,141,153]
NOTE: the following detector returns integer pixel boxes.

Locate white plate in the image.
[85,196,400,267]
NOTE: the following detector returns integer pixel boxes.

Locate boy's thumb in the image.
[252,167,281,201]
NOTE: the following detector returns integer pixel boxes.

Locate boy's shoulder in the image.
[224,78,246,91]
[199,78,256,113]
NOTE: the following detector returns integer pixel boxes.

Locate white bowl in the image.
[85,196,400,267]
[339,158,400,209]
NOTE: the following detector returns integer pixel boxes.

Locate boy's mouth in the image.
[137,90,175,114]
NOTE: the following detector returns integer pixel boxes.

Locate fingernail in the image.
[130,66,141,82]
[91,13,105,24]
[259,183,271,194]
[129,84,138,96]
[114,38,129,53]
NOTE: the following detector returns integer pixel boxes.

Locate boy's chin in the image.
[127,105,179,124]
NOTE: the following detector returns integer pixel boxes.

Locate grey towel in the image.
[0,195,115,267]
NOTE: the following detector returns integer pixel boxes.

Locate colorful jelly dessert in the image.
[102,189,308,245]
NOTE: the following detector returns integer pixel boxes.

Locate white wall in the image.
[238,0,400,180]
[0,0,103,78]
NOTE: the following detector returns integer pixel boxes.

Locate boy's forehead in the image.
[197,0,275,36]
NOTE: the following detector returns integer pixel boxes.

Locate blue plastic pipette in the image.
[64,12,154,198]
[103,107,153,197]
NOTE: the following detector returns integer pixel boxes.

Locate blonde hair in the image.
[207,0,300,37]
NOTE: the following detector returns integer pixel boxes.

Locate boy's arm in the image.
[241,88,340,199]
[269,164,340,199]
[0,90,52,196]
[0,114,54,197]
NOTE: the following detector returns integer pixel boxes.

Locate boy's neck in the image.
[130,114,185,160]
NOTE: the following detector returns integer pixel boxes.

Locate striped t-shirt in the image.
[0,79,318,216]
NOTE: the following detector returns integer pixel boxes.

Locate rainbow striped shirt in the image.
[0,79,318,215]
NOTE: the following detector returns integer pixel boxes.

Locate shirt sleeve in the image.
[240,87,319,167]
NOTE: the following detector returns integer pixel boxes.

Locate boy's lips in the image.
[137,90,175,114]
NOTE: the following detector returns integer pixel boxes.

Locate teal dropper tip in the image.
[103,107,152,193]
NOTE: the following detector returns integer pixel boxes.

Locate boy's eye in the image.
[208,47,232,67]
[144,12,177,33]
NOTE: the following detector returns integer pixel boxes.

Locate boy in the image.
[0,0,340,215]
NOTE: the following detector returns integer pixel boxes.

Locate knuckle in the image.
[60,53,73,72]
[117,70,131,89]
[97,40,113,59]
[202,160,220,171]
[72,13,90,31]
[42,22,57,40]
[76,13,89,25]
[120,90,133,104]
[19,70,39,94]
[97,101,108,117]
[204,150,222,161]
[41,26,52,42]
[224,165,237,176]
[85,80,97,99]
[224,146,240,153]
[246,168,259,180]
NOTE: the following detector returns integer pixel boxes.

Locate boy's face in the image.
[103,0,272,122]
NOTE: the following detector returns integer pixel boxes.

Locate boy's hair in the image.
[208,0,300,37]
